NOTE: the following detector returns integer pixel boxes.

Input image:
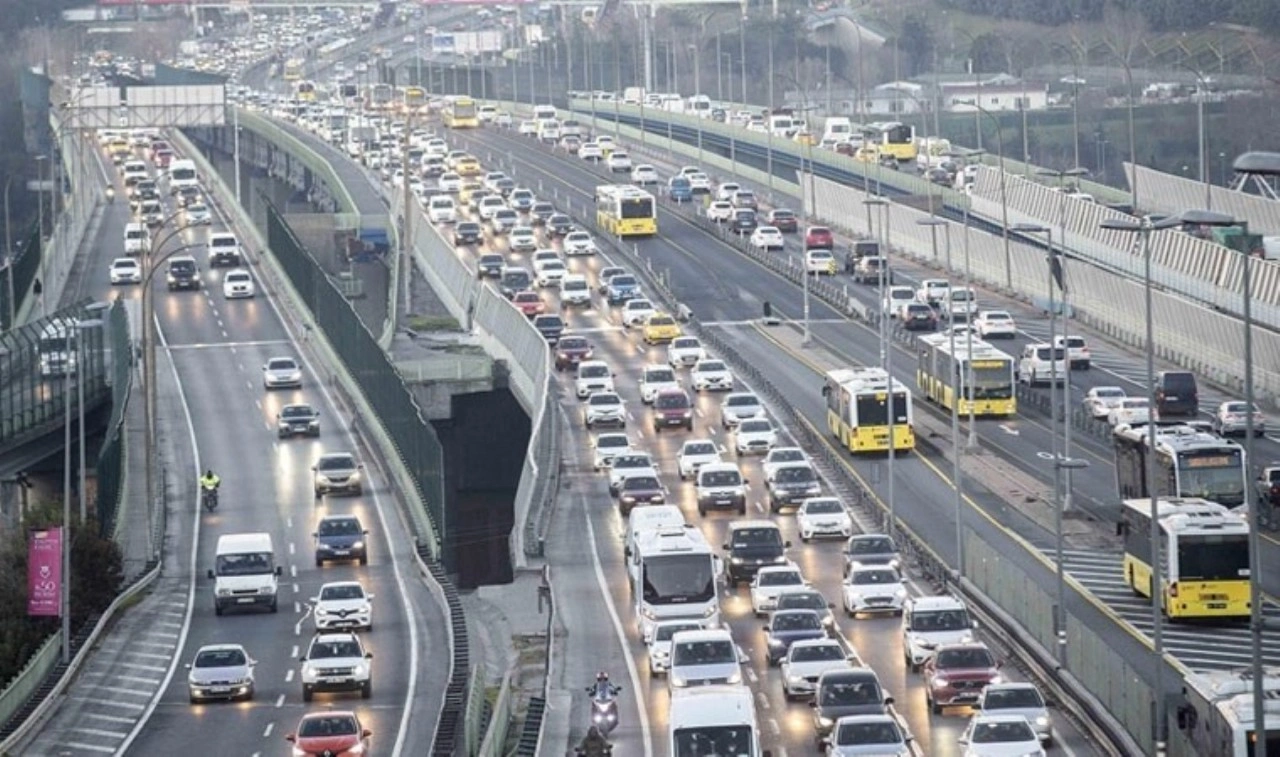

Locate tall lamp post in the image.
[971,105,1013,290]
[864,197,895,535]
[76,304,108,522]
[1100,212,1182,753]
[948,147,985,447]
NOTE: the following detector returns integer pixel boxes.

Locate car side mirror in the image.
[275,566,283,577]
[996,660,1004,669]
[784,541,792,549]
[184,663,192,670]
[763,751,774,757]
[285,734,296,743]
[827,602,835,609]
[722,544,730,551]
[367,594,375,600]
[884,695,895,705]
[311,465,317,471]
[958,737,969,745]
[762,625,770,632]
[362,729,373,738]
[365,652,373,660]
[972,620,980,629]
[206,568,214,580]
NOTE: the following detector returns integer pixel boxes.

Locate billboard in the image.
[27,527,62,617]
[435,30,504,55]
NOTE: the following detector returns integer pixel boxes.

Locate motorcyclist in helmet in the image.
[199,469,220,492]
[578,725,610,757]
[588,671,620,700]
[105,184,115,203]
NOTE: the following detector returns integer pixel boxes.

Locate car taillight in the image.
[1169,582,1178,597]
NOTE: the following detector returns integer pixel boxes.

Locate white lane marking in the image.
[60,742,114,753]
[275,694,285,708]
[264,722,275,738]
[115,311,203,756]
[584,509,654,757]
[70,727,129,739]
[291,645,299,658]
[290,564,298,578]
[84,713,134,724]
[117,662,168,673]
[285,670,295,683]
[288,542,296,555]
[165,340,292,350]
[293,583,300,593]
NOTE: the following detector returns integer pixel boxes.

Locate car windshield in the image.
[656,394,688,409]
[684,442,716,456]
[759,570,802,587]
[309,639,363,659]
[589,394,621,407]
[739,420,771,434]
[611,276,637,288]
[771,611,820,631]
[560,338,588,350]
[778,592,825,610]
[318,456,356,471]
[698,361,726,372]
[835,721,901,746]
[912,609,970,632]
[535,317,564,329]
[701,470,740,487]
[770,449,805,465]
[320,584,365,601]
[971,720,1036,743]
[673,640,734,665]
[792,644,843,663]
[776,467,815,483]
[848,537,894,555]
[318,518,361,536]
[282,406,314,419]
[580,364,609,378]
[169,260,195,272]
[820,679,880,706]
[851,568,900,585]
[623,476,660,491]
[645,369,675,383]
[985,687,1044,710]
[613,455,650,469]
[598,436,628,449]
[515,293,540,303]
[936,647,994,669]
[1096,388,1125,399]
[267,359,297,371]
[655,623,702,642]
[194,648,246,668]
[227,273,250,282]
[727,395,759,408]
[804,500,843,514]
[673,338,699,349]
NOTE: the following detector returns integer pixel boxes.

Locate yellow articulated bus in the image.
[402,86,427,114]
[822,367,914,454]
[916,333,1016,417]
[443,96,479,128]
[1118,497,1251,621]
[283,58,303,82]
[865,121,918,163]
[595,184,657,237]
[295,80,317,102]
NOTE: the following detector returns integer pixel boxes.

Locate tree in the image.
[969,32,1008,74]
[896,14,936,78]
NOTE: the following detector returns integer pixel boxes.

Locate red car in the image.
[152,149,173,169]
[923,642,1003,713]
[768,208,798,233]
[804,226,834,250]
[285,711,371,756]
[512,290,546,317]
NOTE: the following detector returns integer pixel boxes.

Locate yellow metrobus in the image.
[443,96,479,128]
[295,80,317,102]
[283,58,304,82]
[822,367,914,454]
[1118,497,1250,621]
[595,185,657,237]
[866,121,918,163]
[916,333,1016,417]
[402,86,427,113]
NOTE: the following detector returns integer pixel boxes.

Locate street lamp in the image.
[864,196,895,536]
[948,148,986,447]
[35,154,48,319]
[76,304,108,522]
[1177,63,1214,209]
[1100,212,1182,754]
[971,105,1013,290]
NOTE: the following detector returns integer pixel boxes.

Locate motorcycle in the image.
[586,683,619,737]
[105,185,115,203]
[201,486,219,512]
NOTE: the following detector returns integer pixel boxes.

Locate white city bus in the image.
[628,525,720,642]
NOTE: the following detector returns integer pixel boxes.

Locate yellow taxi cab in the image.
[458,181,485,206]
[805,248,837,276]
[455,157,482,176]
[108,138,131,161]
[642,312,682,345]
[793,130,818,146]
[596,136,617,157]
[854,145,880,164]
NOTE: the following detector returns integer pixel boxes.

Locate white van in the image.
[168,159,199,193]
[533,104,557,121]
[768,114,795,137]
[207,232,242,267]
[207,532,282,615]
[124,222,150,255]
[669,685,765,757]
[536,119,561,143]
[822,116,852,143]
[1017,342,1068,386]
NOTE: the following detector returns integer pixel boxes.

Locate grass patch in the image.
[405,314,461,332]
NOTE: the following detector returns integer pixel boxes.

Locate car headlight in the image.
[1035,716,1050,727]
[960,632,975,643]
[316,606,330,616]
[918,639,936,650]
[350,540,364,550]
[772,555,787,564]
[259,585,274,594]
[730,557,743,564]
[817,716,834,728]
[767,637,784,648]
[895,589,908,599]
[931,676,948,689]
[217,587,232,597]
[787,674,804,685]
[702,605,717,618]
[166,274,176,283]
[989,674,1003,685]
[292,747,307,757]
[355,662,370,677]
[348,744,365,755]
[670,673,687,687]
[302,667,317,682]
[640,607,657,620]
[846,591,862,602]
[621,495,636,503]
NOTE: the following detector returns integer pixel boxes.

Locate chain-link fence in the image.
[263,196,449,562]
[97,301,134,537]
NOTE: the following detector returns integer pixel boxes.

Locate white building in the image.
[931,73,1049,113]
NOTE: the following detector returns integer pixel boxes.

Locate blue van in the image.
[667,176,693,203]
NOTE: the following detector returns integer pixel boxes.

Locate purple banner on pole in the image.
[27,527,62,617]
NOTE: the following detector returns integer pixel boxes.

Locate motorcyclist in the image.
[588,672,620,700]
[577,726,610,757]
[199,469,221,492]
[105,184,115,203]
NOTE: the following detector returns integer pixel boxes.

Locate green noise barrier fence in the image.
[99,300,134,538]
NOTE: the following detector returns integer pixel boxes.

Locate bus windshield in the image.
[1177,534,1249,581]
[453,100,477,118]
[968,365,1013,399]
[642,554,715,605]
[1178,452,1244,503]
[673,726,754,757]
[855,392,909,425]
[621,197,654,219]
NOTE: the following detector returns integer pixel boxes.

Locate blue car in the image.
[606,274,642,305]
[667,177,693,203]
[764,609,826,665]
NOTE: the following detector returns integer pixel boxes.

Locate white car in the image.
[827,714,912,756]
[677,439,722,480]
[608,452,658,493]
[631,164,659,184]
[517,120,539,136]
[605,151,633,172]
[686,172,711,192]
[495,112,514,128]
[424,138,448,157]
[690,358,733,392]
[563,231,598,256]
[620,298,656,327]
[509,226,538,252]
[299,632,372,702]
[427,196,457,224]
[1108,397,1151,427]
[706,201,734,223]
[917,278,950,304]
[535,259,567,288]
[109,257,142,285]
[185,203,212,225]
[805,249,836,275]
[973,309,1016,338]
[1083,386,1127,419]
[579,142,603,160]
[438,172,462,192]
[647,620,704,675]
[638,364,680,404]
[262,356,302,389]
[560,274,592,306]
[477,195,507,221]
[780,639,855,700]
[667,336,706,368]
[960,714,1046,757]
[311,581,374,631]
[222,269,255,299]
[715,182,742,202]
[576,360,615,399]
[721,392,764,427]
[591,432,632,471]
[843,564,907,616]
[750,565,806,616]
[735,418,778,455]
[584,391,627,429]
[596,136,616,153]
[762,447,808,482]
[977,683,1053,745]
[796,497,853,542]
[532,249,562,268]
[883,285,916,316]
[750,226,785,251]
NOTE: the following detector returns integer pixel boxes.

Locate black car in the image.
[532,314,565,344]
[477,253,505,278]
[724,522,789,584]
[900,303,937,331]
[175,185,201,208]
[453,221,483,246]
[277,403,321,438]
[812,668,893,744]
[547,213,574,236]
[166,257,200,291]
[530,202,555,225]
[314,514,368,567]
[731,209,758,235]
[767,464,822,513]
[764,609,826,666]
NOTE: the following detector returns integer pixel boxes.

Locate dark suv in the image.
[767,463,822,512]
[723,521,789,584]
[1155,371,1199,417]
[313,514,369,567]
[166,256,200,290]
[652,388,694,431]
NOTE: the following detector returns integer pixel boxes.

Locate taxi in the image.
[642,313,682,345]
[805,249,837,275]
[455,156,482,176]
[458,181,486,207]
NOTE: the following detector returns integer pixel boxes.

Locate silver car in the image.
[262,356,303,389]
[1212,400,1266,437]
[187,643,256,703]
[721,392,764,428]
[313,452,364,497]
[825,714,911,756]
[977,682,1053,745]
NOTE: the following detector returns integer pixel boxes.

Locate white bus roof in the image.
[1185,668,1280,728]
[669,685,756,730]
[1115,424,1243,455]
[1121,498,1247,532]
[634,525,712,557]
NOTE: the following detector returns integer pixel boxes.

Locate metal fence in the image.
[0,224,41,333]
[263,197,449,561]
[98,301,134,537]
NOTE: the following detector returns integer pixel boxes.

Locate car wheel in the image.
[930,699,942,715]
[697,502,706,516]
[214,603,223,616]
[303,686,314,702]
[361,681,372,699]
[359,554,368,566]
[737,501,747,515]
[269,598,278,613]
